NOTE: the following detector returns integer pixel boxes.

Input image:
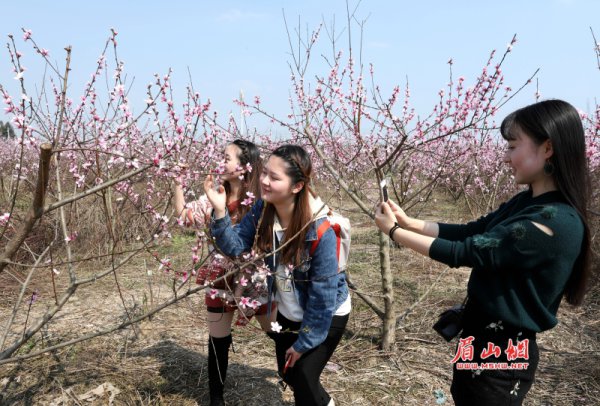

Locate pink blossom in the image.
[239,296,250,309]
[241,191,255,206]
[217,160,228,175]
[23,29,32,40]
[209,289,219,299]
[64,232,78,243]
[239,276,248,287]
[242,250,256,260]
[158,257,171,271]
[12,114,25,129]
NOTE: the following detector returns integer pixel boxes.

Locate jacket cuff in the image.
[292,339,311,354]
[210,211,231,236]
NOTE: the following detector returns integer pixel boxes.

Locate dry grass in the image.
[1,192,599,405]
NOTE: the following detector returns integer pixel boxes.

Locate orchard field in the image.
[0,188,598,405]
[1,21,599,406]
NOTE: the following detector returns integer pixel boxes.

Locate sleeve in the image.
[293,227,339,353]
[436,193,520,240]
[185,195,212,227]
[437,212,494,241]
[429,214,556,271]
[210,200,263,257]
[438,197,521,241]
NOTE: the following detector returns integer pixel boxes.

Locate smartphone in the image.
[283,355,292,374]
[380,178,389,202]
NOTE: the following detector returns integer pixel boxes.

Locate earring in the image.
[543,160,555,176]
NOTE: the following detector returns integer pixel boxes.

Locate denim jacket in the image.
[210,198,349,353]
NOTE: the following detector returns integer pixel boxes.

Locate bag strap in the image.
[309,219,341,260]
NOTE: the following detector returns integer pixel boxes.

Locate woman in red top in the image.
[174,139,274,406]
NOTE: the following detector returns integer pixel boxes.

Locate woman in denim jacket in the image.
[205,144,350,406]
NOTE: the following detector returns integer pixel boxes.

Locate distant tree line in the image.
[0,121,16,138]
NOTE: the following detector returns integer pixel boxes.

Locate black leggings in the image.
[274,312,349,406]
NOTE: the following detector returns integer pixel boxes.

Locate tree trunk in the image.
[378,230,395,351]
[0,143,52,274]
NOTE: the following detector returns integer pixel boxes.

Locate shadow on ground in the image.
[134,339,292,405]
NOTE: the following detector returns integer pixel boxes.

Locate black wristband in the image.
[388,222,401,241]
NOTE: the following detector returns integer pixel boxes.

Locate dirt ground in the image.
[1,197,599,405]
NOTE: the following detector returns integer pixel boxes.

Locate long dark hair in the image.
[257,145,314,266]
[223,139,263,221]
[500,99,591,306]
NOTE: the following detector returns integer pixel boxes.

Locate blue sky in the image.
[1,1,599,133]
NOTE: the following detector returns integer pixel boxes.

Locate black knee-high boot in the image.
[208,334,232,406]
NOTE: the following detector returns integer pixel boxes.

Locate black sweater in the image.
[429,190,584,332]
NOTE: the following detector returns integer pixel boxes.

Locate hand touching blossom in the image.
[203,174,227,219]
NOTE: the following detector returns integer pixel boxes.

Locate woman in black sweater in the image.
[375,99,591,405]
